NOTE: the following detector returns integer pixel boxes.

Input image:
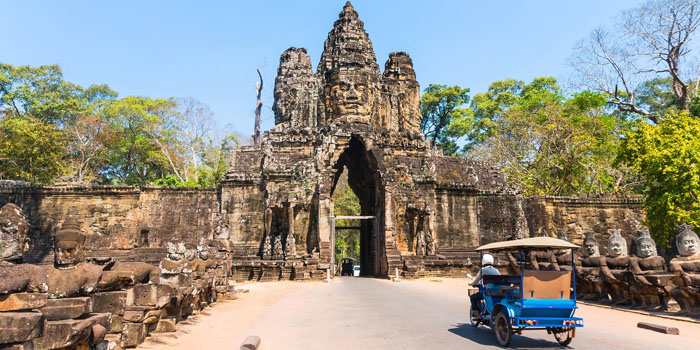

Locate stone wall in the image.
[0,184,648,276]
[0,185,218,264]
[524,195,646,254]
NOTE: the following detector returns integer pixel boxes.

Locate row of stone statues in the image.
[518,225,700,314]
[0,203,235,350]
[261,233,297,260]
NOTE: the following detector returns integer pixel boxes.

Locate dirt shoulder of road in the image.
[136,281,306,350]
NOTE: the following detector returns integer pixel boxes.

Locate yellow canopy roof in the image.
[475,237,579,251]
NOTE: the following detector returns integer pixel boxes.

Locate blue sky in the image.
[3,0,642,137]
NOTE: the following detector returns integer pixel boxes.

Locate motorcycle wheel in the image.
[493,312,512,347]
[553,327,574,346]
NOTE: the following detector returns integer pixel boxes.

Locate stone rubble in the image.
[0,204,236,350]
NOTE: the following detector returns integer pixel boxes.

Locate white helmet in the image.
[482,253,494,266]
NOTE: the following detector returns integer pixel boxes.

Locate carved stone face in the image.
[675,224,700,257]
[607,229,627,257]
[638,242,656,258]
[608,241,625,257]
[166,242,182,260]
[679,236,699,256]
[53,218,86,268]
[184,249,196,261]
[328,70,371,118]
[584,241,599,257]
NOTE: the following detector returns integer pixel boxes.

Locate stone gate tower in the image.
[221,2,526,280]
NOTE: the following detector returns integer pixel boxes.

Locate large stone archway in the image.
[329,136,383,276]
[220,2,527,281]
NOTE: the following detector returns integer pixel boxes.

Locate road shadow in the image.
[449,323,571,349]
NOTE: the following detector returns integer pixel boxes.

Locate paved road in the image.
[139,277,700,350]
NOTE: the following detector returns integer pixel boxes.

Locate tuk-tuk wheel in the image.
[553,327,574,346]
[493,312,512,347]
[469,304,480,327]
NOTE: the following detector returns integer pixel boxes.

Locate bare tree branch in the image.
[253,69,263,146]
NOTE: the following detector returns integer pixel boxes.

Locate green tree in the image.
[0,115,67,184]
[468,78,631,195]
[1,63,121,183]
[0,63,87,124]
[62,84,119,183]
[197,132,239,186]
[618,111,700,246]
[636,78,679,116]
[419,84,470,155]
[457,77,561,152]
[101,96,176,184]
[332,168,361,265]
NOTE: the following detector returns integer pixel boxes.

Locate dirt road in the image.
[137,277,700,349]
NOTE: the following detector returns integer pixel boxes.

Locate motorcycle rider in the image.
[469,253,501,313]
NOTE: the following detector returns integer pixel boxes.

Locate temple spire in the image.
[340,1,358,20]
[318,1,379,75]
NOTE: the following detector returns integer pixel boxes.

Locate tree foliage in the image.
[458,77,561,152]
[618,111,700,246]
[332,168,361,265]
[0,115,67,183]
[419,84,470,155]
[0,62,238,186]
[468,78,631,195]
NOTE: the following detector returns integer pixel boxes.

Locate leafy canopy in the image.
[618,111,700,246]
[419,84,470,156]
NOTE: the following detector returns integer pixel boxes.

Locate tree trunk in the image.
[253,69,263,146]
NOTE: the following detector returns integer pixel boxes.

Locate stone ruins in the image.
[0,2,688,349]
[221,1,528,280]
[0,203,234,349]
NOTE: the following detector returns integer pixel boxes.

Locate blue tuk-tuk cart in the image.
[469,237,584,347]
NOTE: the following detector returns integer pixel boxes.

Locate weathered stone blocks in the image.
[0,294,47,312]
[0,312,44,344]
[39,297,91,321]
[120,322,146,348]
[30,313,110,350]
[91,291,126,315]
[126,284,175,308]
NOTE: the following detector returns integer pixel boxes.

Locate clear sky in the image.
[3,0,642,137]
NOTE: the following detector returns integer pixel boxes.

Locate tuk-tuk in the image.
[469,237,583,347]
[340,258,355,276]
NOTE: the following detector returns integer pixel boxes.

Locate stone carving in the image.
[425,230,435,256]
[197,238,210,260]
[600,229,633,304]
[669,224,700,314]
[166,242,183,261]
[222,1,525,281]
[576,231,605,300]
[555,232,573,272]
[512,198,530,240]
[285,233,296,259]
[214,215,230,240]
[629,229,672,309]
[415,230,426,256]
[184,247,197,261]
[272,235,284,260]
[160,242,191,275]
[529,249,560,271]
[0,203,29,265]
[53,216,87,269]
[262,235,272,260]
[0,211,228,350]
